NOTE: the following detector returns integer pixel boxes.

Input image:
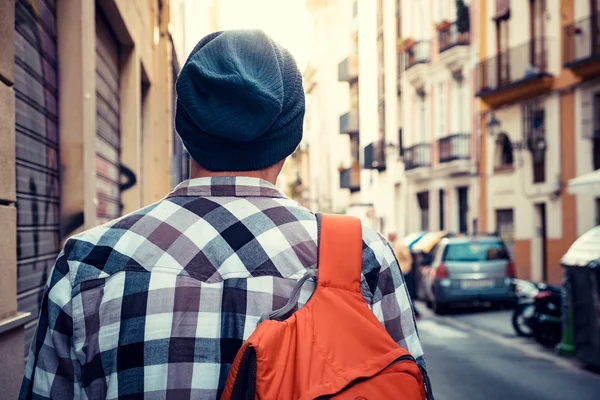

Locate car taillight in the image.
[437,263,449,279]
[535,291,553,300]
[506,260,516,278]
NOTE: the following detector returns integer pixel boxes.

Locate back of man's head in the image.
[175,29,305,173]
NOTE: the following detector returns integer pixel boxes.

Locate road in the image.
[417,305,600,400]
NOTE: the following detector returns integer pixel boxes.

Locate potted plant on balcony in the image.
[399,37,416,54]
[456,0,470,41]
[435,20,452,32]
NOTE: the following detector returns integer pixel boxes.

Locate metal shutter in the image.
[95,12,121,224]
[14,0,61,355]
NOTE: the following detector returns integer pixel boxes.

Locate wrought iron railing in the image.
[403,40,431,71]
[403,143,431,170]
[476,38,550,95]
[338,56,358,82]
[564,12,600,66]
[339,111,359,134]
[363,141,386,171]
[438,22,470,53]
[340,166,360,191]
[438,133,471,163]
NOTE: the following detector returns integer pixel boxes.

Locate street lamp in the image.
[486,112,501,137]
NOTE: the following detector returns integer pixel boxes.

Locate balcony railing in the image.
[339,111,359,134]
[438,133,471,163]
[340,166,360,191]
[363,141,386,171]
[403,143,431,170]
[338,56,358,82]
[564,12,600,67]
[439,22,470,53]
[476,38,551,95]
[403,40,431,71]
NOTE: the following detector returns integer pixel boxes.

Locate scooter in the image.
[511,279,540,337]
[511,280,563,347]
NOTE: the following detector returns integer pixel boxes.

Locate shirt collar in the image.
[167,177,287,199]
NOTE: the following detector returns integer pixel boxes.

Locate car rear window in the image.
[443,241,509,262]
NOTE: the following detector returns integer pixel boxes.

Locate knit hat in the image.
[175,30,305,172]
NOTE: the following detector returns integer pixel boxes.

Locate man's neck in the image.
[190,163,279,185]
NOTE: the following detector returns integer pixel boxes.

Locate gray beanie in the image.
[175,29,305,172]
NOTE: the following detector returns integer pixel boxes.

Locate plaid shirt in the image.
[20,177,425,399]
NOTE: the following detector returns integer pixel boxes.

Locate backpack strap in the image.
[260,213,363,322]
[316,213,363,292]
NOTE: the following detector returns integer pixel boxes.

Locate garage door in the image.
[95,12,121,224]
[14,0,61,355]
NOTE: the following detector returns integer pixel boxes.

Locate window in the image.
[437,0,445,21]
[494,133,514,170]
[529,0,546,69]
[523,104,546,182]
[458,186,469,234]
[439,189,445,230]
[437,82,445,137]
[496,209,515,258]
[417,191,430,231]
[443,242,509,262]
[419,92,427,143]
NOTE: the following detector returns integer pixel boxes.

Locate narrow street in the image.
[417,305,600,400]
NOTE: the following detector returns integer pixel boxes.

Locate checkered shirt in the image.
[20,177,425,399]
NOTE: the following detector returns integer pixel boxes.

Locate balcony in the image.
[564,12,600,80]
[363,141,386,171]
[403,143,431,172]
[403,40,431,71]
[338,55,358,83]
[403,40,431,89]
[475,38,554,108]
[436,133,472,176]
[339,111,359,134]
[438,22,470,72]
[339,164,360,192]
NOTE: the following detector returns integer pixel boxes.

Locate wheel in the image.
[512,303,535,337]
[433,297,448,315]
[534,323,562,348]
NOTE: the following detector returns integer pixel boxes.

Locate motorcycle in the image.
[511,280,563,347]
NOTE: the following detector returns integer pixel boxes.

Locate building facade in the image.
[304,0,354,215]
[0,0,186,396]
[398,0,478,238]
[476,0,600,283]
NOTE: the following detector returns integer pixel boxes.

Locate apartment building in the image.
[0,0,186,396]
[476,0,600,284]
[399,0,478,237]
[305,0,354,214]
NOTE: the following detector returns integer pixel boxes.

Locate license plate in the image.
[461,279,495,289]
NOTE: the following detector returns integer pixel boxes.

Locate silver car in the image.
[424,236,516,314]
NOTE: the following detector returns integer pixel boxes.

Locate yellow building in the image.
[476,0,600,283]
[0,0,186,396]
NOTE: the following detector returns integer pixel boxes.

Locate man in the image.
[20,30,426,399]
[389,232,421,319]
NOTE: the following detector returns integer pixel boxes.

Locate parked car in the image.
[411,231,448,301]
[423,235,517,314]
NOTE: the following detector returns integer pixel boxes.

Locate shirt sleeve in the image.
[19,250,80,400]
[360,227,425,365]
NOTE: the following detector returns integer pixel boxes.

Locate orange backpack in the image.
[221,214,430,400]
